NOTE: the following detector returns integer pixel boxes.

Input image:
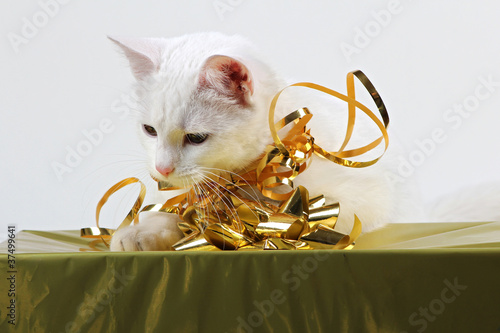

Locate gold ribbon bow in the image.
[82,70,388,251]
[172,184,362,251]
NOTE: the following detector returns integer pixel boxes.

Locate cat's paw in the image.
[109,212,184,251]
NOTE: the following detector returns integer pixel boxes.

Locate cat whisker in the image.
[199,166,254,186]
[198,167,264,207]
[194,170,265,224]
[195,175,238,246]
[79,160,148,210]
[191,176,216,231]
[196,173,236,220]
[195,171,260,227]
[83,159,144,177]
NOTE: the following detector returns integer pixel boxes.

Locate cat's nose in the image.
[156,165,174,177]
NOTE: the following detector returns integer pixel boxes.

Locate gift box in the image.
[1,221,500,332]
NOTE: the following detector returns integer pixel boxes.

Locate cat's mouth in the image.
[150,175,176,189]
[150,174,187,188]
[149,171,217,188]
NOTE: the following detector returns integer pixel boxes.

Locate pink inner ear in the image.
[199,55,254,101]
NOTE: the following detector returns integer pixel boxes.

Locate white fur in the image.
[109,32,424,251]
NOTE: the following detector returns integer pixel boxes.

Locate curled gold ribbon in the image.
[259,70,389,200]
[85,70,387,251]
[81,178,146,246]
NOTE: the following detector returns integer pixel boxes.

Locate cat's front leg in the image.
[110,211,184,251]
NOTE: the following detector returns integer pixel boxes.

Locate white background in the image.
[1,0,500,240]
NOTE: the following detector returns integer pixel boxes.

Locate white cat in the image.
[108,32,424,251]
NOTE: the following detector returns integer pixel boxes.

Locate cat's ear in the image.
[108,36,160,81]
[199,55,254,104]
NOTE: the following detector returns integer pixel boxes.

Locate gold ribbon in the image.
[258,70,389,200]
[85,70,388,251]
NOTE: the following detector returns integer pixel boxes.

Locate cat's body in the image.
[109,32,423,251]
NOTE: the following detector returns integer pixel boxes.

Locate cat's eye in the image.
[143,124,157,137]
[185,133,209,145]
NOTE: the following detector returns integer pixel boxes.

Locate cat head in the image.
[110,33,282,187]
